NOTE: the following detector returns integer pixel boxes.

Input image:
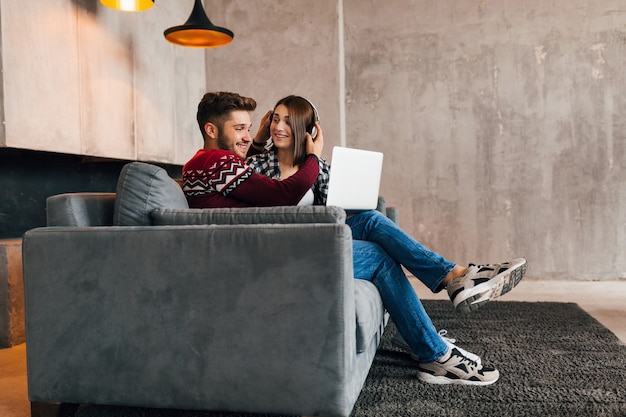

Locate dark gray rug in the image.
[74,301,626,417]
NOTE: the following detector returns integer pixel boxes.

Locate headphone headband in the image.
[297,96,319,139]
[301,96,320,123]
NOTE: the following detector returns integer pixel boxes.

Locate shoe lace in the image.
[452,348,480,368]
[438,329,456,344]
[468,263,495,271]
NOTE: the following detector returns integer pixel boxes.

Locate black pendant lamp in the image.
[100,0,154,11]
[164,0,234,48]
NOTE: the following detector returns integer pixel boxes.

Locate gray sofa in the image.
[23,162,394,417]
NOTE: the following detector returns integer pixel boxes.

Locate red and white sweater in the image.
[182,149,320,208]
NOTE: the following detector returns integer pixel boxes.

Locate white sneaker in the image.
[417,348,499,386]
[447,258,527,314]
[391,329,481,364]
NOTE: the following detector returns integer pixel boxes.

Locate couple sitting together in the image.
[182,91,527,386]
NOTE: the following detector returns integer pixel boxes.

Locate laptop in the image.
[325,146,384,210]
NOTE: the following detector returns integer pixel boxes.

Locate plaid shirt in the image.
[246,149,331,205]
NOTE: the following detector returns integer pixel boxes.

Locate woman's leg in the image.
[348,210,528,314]
[348,210,455,292]
[352,239,448,362]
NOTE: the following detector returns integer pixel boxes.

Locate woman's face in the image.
[269,104,294,151]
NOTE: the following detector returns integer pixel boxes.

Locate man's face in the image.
[210,110,253,159]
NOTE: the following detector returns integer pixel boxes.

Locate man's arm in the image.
[229,155,320,206]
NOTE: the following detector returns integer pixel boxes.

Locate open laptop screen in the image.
[325,146,384,210]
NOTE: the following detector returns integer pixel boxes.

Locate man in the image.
[183,91,527,386]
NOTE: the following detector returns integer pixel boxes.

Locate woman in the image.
[247,95,330,206]
[247,95,527,386]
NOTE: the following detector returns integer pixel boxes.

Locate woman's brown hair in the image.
[273,95,317,167]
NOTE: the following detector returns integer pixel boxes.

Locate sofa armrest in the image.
[385,207,399,225]
[23,223,357,416]
[375,196,399,225]
[46,193,116,226]
[151,205,347,225]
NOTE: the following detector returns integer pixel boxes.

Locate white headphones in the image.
[301,97,320,139]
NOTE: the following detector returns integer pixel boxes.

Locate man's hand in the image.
[306,121,324,158]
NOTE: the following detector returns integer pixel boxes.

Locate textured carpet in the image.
[74,301,626,417]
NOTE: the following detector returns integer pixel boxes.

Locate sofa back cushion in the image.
[151,206,346,226]
[113,162,188,226]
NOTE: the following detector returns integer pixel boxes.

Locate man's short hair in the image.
[197,92,257,141]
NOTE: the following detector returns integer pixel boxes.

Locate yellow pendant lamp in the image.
[100,0,154,12]
[164,0,233,48]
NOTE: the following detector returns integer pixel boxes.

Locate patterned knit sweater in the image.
[182,149,320,208]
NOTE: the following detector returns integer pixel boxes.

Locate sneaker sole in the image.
[417,370,499,386]
[454,259,527,314]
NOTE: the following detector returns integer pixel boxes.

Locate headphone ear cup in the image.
[310,125,317,139]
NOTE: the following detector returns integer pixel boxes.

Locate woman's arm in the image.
[247,110,273,158]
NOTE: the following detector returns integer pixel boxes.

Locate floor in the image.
[1,279,625,417]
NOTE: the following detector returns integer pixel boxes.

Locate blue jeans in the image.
[348,210,455,362]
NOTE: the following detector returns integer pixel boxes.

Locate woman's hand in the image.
[253,110,273,145]
[306,121,324,158]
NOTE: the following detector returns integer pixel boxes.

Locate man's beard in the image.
[216,131,231,153]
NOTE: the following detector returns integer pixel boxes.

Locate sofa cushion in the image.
[113,162,188,226]
[354,280,386,353]
[151,206,347,226]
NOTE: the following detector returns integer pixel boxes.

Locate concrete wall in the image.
[342,0,626,280]
[206,0,344,155]
[213,0,625,280]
